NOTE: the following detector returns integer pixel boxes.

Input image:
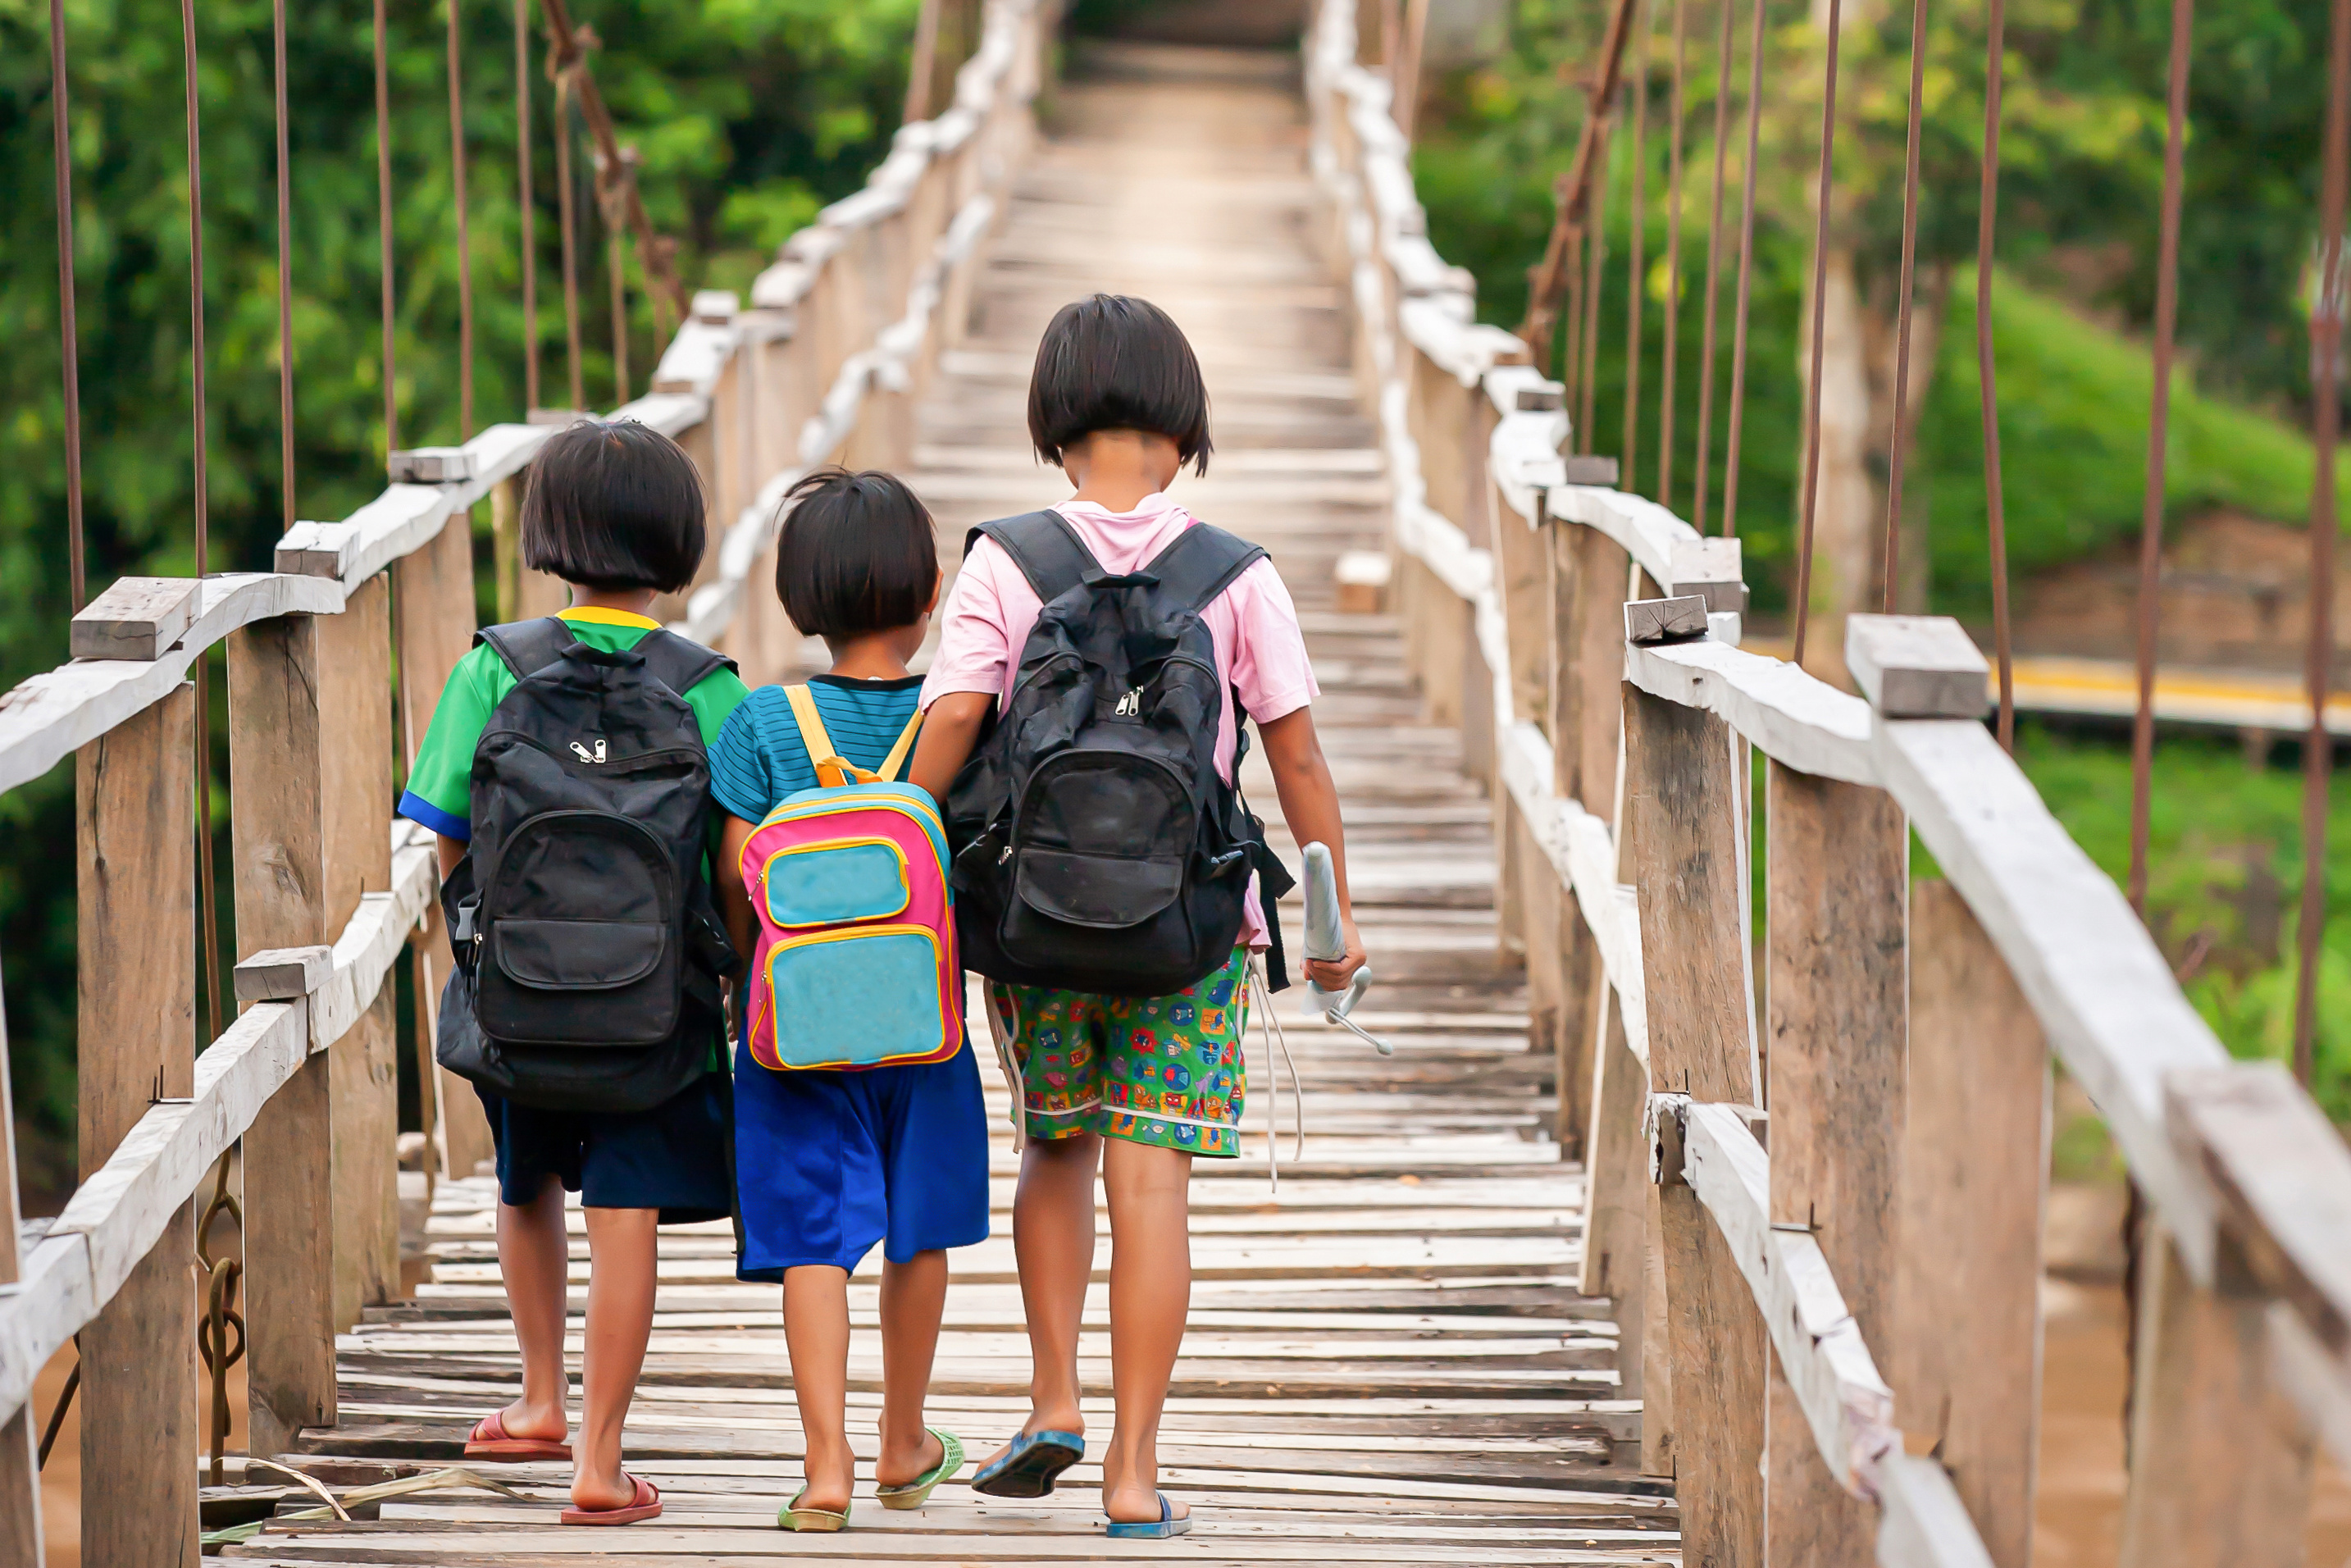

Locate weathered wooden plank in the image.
[69,576,203,662]
[1623,636,1877,786]
[0,949,43,1568]
[1895,880,2048,1568]
[1845,613,1989,720]
[1764,763,1907,1563]
[2116,1226,2315,1567]
[76,680,198,1568]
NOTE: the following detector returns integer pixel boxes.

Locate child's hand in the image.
[1304,916,1367,992]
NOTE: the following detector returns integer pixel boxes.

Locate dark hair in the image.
[773,468,941,640]
[1027,294,1213,476]
[520,419,707,592]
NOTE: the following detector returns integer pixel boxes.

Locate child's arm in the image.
[717,814,761,968]
[436,835,466,882]
[908,691,993,805]
[1256,707,1366,990]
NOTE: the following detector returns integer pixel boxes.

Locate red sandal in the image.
[561,1473,663,1526]
[462,1410,572,1461]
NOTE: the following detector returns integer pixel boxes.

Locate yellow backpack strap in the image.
[782,685,858,790]
[875,709,925,783]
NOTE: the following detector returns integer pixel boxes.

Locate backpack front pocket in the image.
[762,836,910,928]
[755,925,951,1071]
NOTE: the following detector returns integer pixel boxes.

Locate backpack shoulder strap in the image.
[877,709,924,783]
[964,510,1103,604]
[783,685,856,790]
[1141,523,1269,614]
[473,617,578,681]
[632,627,737,700]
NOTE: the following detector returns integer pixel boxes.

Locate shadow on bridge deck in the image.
[216,41,1675,1568]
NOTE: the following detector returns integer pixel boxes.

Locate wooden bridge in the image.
[6,2,2351,1566]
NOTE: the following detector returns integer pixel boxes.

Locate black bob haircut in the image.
[774,468,941,640]
[1027,294,1213,476]
[520,419,707,593]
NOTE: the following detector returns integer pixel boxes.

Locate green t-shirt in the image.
[398,607,749,843]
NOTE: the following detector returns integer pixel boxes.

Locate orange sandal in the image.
[463,1410,572,1461]
[561,1474,663,1526]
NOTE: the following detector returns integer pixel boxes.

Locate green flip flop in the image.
[875,1428,965,1511]
[779,1486,851,1532]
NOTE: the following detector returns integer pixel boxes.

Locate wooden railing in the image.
[1308,2,2351,1564]
[0,3,1053,1560]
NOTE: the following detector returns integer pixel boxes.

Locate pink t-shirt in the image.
[920,493,1319,948]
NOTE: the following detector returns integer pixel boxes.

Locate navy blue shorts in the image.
[732,1038,991,1279]
[477,1073,736,1224]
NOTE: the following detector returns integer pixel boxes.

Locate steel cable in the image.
[376,0,398,453]
[1715,0,1766,537]
[181,0,224,1047]
[1977,0,2016,748]
[1688,0,1737,534]
[1881,0,1932,610]
[2293,0,2351,1085]
[49,0,85,613]
[2126,0,2195,918]
[449,0,476,437]
[1656,0,1688,505]
[517,0,540,412]
[1621,0,1650,490]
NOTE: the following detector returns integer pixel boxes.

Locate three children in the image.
[423,294,1365,1538]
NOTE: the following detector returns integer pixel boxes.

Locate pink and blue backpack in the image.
[739,686,961,1072]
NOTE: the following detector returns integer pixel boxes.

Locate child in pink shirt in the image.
[909,294,1367,1538]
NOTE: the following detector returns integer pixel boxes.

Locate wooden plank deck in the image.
[220,42,1672,1566]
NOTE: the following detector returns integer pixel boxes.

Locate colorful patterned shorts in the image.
[985,948,1251,1157]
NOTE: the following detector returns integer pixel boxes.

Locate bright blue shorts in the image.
[731,1037,991,1279]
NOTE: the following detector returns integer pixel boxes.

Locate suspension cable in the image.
[606,152,631,403]
[180,0,224,1046]
[375,0,398,454]
[1688,0,1737,535]
[1715,0,1766,536]
[274,0,294,532]
[1790,0,1848,667]
[1978,0,2016,748]
[555,53,585,413]
[49,0,85,613]
[1881,0,1932,610]
[1577,129,1610,454]
[517,0,540,412]
[1656,0,1688,506]
[1621,0,1650,489]
[2126,0,2195,917]
[449,0,476,438]
[2293,0,2351,1086]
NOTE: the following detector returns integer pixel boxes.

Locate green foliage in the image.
[2016,723,2351,1123]
[0,0,924,1167]
[1919,270,2351,616]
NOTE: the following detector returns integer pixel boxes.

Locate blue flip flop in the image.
[1105,1492,1191,1539]
[969,1429,1086,1498]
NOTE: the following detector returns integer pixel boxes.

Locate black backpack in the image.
[435,617,739,1113]
[944,512,1292,998]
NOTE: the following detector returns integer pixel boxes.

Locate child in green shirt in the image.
[400,419,747,1525]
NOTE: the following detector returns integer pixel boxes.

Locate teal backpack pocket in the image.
[764,926,949,1069]
[762,838,910,928]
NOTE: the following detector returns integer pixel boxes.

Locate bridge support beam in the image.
[1762,764,1907,1566]
[1622,687,1763,1561]
[2117,1227,2315,1568]
[76,681,199,1568]
[230,581,396,1456]
[1894,879,2049,1568]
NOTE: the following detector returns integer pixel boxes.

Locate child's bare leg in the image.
[783,1265,854,1513]
[875,1250,950,1486]
[574,1206,658,1510]
[494,1177,572,1443]
[1098,1138,1192,1525]
[981,1133,1100,1468]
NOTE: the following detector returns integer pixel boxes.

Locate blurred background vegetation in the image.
[1412,0,2351,1116]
